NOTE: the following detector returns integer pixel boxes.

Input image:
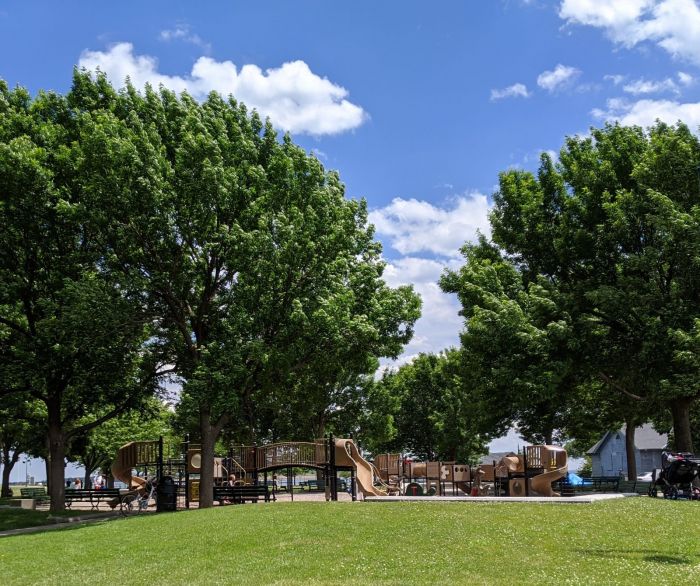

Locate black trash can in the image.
[156,476,177,512]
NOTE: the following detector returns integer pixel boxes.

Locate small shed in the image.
[587,423,667,477]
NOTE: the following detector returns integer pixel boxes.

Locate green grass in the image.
[0,508,94,532]
[1,499,698,585]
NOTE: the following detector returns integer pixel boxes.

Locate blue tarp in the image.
[566,472,591,486]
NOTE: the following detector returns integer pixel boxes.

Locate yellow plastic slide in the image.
[334,439,386,497]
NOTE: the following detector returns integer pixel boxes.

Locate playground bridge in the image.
[229,441,328,472]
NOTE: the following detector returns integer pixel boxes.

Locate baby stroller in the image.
[121,477,157,515]
[649,451,700,500]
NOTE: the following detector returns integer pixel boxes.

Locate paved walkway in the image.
[365,493,632,503]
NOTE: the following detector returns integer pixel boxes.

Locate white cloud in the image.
[372,195,493,367]
[537,64,581,92]
[560,0,700,65]
[592,97,700,128]
[678,71,695,85]
[490,83,531,101]
[159,24,210,51]
[380,256,463,369]
[369,194,491,259]
[78,42,367,136]
[622,77,679,94]
[605,74,626,85]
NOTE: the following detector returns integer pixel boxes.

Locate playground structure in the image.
[111,435,568,508]
[493,445,568,497]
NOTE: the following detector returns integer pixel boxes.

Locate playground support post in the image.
[324,435,331,501]
[329,434,338,502]
[524,450,529,497]
[350,464,356,501]
[184,434,190,509]
[157,436,164,482]
[253,443,258,486]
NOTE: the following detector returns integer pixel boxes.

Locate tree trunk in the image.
[670,397,694,453]
[83,468,94,489]
[198,407,215,509]
[45,458,51,494]
[624,420,637,481]
[1,447,20,497]
[47,403,66,512]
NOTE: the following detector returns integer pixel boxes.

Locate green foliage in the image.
[0,79,161,509]
[371,350,489,462]
[447,122,700,453]
[68,400,174,482]
[60,71,420,505]
[440,239,579,445]
[577,455,593,476]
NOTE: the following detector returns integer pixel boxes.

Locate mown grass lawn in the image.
[1,499,698,585]
[0,508,100,532]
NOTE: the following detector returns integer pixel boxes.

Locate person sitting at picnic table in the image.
[71,477,82,489]
[226,473,236,486]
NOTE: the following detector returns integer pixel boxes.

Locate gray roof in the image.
[634,423,668,450]
[587,423,667,455]
[587,432,611,455]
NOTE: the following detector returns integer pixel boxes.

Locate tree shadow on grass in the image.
[0,509,126,538]
[579,548,695,565]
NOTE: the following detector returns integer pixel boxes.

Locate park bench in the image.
[301,479,321,491]
[213,484,273,504]
[616,480,653,495]
[300,479,348,492]
[19,487,50,505]
[558,476,620,495]
[65,488,122,510]
[577,476,620,492]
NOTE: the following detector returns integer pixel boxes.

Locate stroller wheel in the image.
[648,485,657,498]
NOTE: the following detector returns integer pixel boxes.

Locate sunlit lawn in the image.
[1,499,698,585]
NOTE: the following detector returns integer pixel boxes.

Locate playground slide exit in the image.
[112,442,146,490]
[334,439,385,497]
[529,446,568,497]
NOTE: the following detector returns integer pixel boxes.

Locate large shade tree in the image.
[441,239,581,447]
[488,122,700,453]
[71,73,420,507]
[0,81,162,510]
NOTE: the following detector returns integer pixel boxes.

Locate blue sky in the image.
[3,1,700,476]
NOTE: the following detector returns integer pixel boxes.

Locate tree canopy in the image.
[0,73,421,508]
[443,122,700,467]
